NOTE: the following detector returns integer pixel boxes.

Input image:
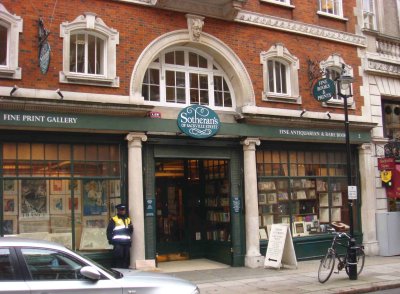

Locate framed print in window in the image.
[331,208,341,222]
[66,179,81,195]
[3,179,17,195]
[19,220,49,234]
[3,216,17,235]
[48,233,72,249]
[83,216,108,228]
[258,193,267,205]
[20,179,49,220]
[50,179,65,195]
[109,180,120,197]
[3,195,17,215]
[79,227,113,250]
[267,193,277,204]
[332,192,342,206]
[319,207,329,223]
[319,193,329,207]
[49,195,65,214]
[67,197,81,213]
[83,179,107,216]
[293,221,307,236]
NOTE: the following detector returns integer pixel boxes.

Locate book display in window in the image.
[204,161,230,242]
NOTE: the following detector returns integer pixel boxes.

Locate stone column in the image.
[241,137,263,268]
[125,132,147,268]
[359,143,379,255]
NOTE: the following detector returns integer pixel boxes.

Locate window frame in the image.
[318,0,344,18]
[260,43,300,104]
[142,47,235,110]
[362,0,377,30]
[320,54,354,108]
[260,0,294,8]
[60,12,119,87]
[0,4,22,79]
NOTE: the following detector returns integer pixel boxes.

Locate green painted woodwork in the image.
[0,110,370,143]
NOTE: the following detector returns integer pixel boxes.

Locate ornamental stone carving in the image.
[186,14,205,42]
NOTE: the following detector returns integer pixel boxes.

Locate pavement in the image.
[158,256,400,293]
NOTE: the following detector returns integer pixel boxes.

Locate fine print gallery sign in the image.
[177,105,220,139]
[312,78,335,102]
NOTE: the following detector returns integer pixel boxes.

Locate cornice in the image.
[365,58,400,76]
[235,10,366,47]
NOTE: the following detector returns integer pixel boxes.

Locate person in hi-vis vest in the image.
[107,204,133,268]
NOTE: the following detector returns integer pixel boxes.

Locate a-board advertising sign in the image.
[264,224,297,269]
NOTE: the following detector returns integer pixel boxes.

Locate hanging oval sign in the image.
[312,78,335,102]
[39,42,51,74]
[177,105,220,139]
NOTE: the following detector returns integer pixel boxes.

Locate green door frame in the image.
[143,139,245,266]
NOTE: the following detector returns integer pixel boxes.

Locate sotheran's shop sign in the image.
[312,78,335,102]
[177,105,220,139]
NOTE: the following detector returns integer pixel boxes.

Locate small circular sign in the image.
[177,105,220,139]
[312,78,335,102]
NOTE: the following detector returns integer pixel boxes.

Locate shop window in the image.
[318,0,343,18]
[382,101,400,140]
[60,12,119,87]
[260,43,300,103]
[363,0,376,30]
[1,142,122,251]
[141,47,234,109]
[257,148,358,239]
[0,4,22,79]
[320,54,354,107]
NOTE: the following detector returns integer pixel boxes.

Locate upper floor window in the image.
[362,0,376,30]
[261,0,292,4]
[318,0,343,17]
[141,48,234,109]
[260,43,300,103]
[60,12,119,87]
[320,54,354,107]
[0,4,22,79]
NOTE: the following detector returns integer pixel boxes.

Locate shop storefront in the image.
[0,108,371,266]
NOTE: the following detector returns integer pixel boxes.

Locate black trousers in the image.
[113,243,131,269]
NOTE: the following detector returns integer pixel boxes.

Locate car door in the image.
[0,247,30,293]
[18,248,121,294]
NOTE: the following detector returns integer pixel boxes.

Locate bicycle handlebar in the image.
[327,227,351,239]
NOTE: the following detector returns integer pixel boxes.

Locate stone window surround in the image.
[320,53,355,108]
[260,43,301,104]
[60,12,119,87]
[0,4,22,79]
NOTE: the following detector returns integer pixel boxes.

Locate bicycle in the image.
[318,227,365,283]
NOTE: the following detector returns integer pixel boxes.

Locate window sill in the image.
[317,11,348,22]
[262,92,301,104]
[323,99,355,108]
[60,72,119,87]
[0,67,21,79]
[260,0,295,9]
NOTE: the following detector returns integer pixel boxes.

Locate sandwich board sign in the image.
[264,224,297,269]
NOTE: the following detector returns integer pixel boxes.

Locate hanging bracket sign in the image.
[312,78,335,102]
[38,18,51,74]
[177,105,220,139]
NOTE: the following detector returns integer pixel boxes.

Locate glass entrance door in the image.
[155,159,231,263]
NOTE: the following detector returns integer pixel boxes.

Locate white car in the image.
[0,237,200,294]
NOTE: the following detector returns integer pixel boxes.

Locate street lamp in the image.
[337,68,358,280]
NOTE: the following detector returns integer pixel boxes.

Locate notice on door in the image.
[264,224,297,269]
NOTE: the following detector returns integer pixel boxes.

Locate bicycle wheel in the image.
[345,247,365,276]
[318,250,336,283]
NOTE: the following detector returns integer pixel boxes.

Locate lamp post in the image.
[337,69,358,280]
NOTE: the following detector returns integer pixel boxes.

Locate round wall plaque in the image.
[177,105,220,139]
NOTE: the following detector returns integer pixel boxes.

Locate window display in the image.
[1,142,122,250]
[257,148,356,238]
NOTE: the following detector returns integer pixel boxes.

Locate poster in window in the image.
[331,208,341,222]
[50,195,65,214]
[67,197,81,213]
[3,179,17,195]
[79,227,113,250]
[83,216,108,228]
[66,179,81,195]
[19,220,49,233]
[319,208,329,223]
[293,221,307,236]
[20,179,49,220]
[48,233,72,249]
[109,197,121,216]
[109,180,120,197]
[3,195,17,215]
[267,193,277,204]
[50,179,65,195]
[332,192,342,206]
[319,193,329,207]
[3,216,17,235]
[258,193,267,205]
[316,179,327,192]
[259,227,268,240]
[83,180,108,216]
